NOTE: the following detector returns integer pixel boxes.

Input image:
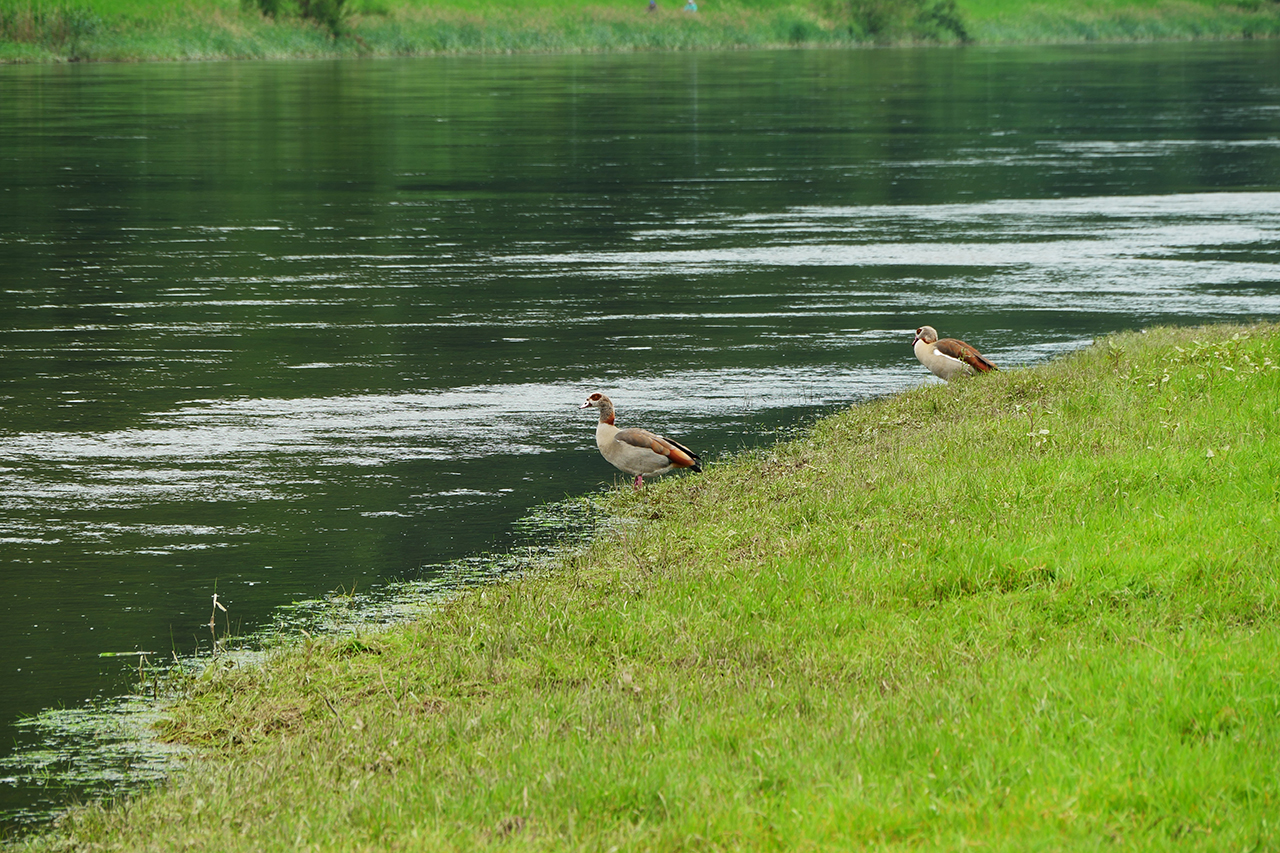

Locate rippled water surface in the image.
[2,42,1279,829]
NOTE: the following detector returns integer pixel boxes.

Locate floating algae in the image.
[0,495,615,835]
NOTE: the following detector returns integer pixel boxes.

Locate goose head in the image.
[914,325,939,346]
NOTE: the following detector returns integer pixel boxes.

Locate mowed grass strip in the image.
[22,323,1280,852]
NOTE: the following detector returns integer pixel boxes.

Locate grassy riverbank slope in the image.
[22,322,1280,851]
[2,0,1280,62]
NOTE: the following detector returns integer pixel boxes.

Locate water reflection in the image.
[508,192,1280,327]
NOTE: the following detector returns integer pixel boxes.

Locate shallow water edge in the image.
[0,493,618,836]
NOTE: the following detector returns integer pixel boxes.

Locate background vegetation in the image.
[19,323,1280,851]
[2,0,1279,62]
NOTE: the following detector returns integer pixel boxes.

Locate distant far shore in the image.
[2,0,1279,64]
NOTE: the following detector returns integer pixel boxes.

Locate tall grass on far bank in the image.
[8,0,1279,63]
[963,0,1280,42]
[18,323,1280,851]
[0,1,102,59]
[245,0,352,37]
[0,0,963,62]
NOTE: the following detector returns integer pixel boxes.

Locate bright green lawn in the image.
[20,323,1280,851]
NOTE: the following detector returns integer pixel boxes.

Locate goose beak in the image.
[579,400,593,409]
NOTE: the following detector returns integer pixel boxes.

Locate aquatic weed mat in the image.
[0,494,613,836]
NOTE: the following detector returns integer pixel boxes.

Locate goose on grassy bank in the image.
[913,325,998,381]
[580,392,702,490]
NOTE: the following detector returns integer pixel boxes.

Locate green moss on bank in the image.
[2,0,1279,62]
[20,323,1280,851]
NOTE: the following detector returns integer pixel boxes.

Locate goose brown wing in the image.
[614,428,702,470]
[935,338,997,373]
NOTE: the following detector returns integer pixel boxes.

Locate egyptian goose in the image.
[913,325,998,381]
[580,392,702,489]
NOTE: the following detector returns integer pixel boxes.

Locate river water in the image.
[1,42,1279,830]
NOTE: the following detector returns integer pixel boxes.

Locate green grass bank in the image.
[2,0,1279,62]
[20,322,1280,851]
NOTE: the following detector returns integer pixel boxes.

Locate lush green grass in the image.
[19,323,1280,851]
[2,0,1279,62]
[0,0,956,62]
[962,0,1280,42]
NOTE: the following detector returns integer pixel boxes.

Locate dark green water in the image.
[1,42,1279,830]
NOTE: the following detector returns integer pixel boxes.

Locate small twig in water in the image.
[208,592,228,654]
[208,592,227,629]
